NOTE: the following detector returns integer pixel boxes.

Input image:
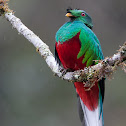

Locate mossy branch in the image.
[0,0,12,15]
[0,0,126,90]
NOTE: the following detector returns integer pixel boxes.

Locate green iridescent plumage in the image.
[56,20,104,67]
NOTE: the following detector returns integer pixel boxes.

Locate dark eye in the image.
[81,12,85,16]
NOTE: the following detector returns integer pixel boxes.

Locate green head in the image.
[66,8,93,29]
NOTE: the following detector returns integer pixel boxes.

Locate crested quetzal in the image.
[55,8,105,126]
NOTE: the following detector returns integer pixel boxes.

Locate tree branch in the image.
[0,0,126,89]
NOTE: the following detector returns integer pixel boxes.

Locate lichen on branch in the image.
[71,43,126,89]
[0,0,13,15]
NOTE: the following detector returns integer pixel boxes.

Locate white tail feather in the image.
[80,98,103,126]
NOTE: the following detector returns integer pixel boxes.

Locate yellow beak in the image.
[65,13,74,17]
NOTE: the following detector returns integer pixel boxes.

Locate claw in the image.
[83,79,97,91]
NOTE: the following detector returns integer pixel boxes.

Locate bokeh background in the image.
[0,0,126,126]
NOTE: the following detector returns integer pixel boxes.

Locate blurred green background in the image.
[0,0,126,126]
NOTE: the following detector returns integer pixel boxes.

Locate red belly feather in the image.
[55,33,99,111]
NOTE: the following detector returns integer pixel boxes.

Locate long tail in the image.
[77,95,103,126]
[75,79,105,126]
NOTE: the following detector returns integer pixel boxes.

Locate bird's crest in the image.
[66,7,80,13]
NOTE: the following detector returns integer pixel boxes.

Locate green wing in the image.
[77,28,104,67]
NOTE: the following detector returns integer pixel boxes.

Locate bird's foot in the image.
[83,79,97,91]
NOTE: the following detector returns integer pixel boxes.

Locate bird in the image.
[55,8,105,126]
